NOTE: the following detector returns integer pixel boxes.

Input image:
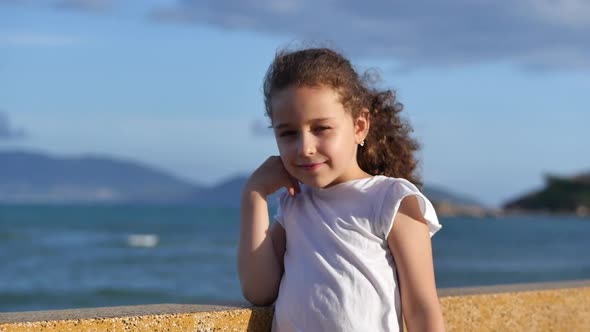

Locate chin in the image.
[296,175,333,189]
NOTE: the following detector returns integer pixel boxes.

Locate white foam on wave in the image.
[127,234,159,248]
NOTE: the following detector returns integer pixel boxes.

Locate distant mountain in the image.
[422,185,494,217]
[183,175,249,208]
[422,185,485,207]
[184,175,287,208]
[186,175,488,215]
[0,150,200,203]
[0,150,489,216]
[503,172,590,216]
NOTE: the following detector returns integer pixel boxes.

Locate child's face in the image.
[271,85,368,188]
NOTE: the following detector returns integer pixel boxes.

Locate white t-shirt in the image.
[272,175,442,332]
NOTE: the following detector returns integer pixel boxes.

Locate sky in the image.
[1,0,589,207]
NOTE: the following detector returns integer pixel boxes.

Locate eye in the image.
[278,130,297,137]
[313,126,331,133]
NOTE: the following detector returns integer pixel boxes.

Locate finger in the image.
[293,179,301,194]
[288,175,300,195]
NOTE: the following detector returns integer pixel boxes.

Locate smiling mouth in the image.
[298,162,325,171]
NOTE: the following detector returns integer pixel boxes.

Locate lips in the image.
[298,162,325,171]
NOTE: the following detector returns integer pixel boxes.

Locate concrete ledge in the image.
[0,305,273,332]
[439,280,590,331]
[1,280,589,331]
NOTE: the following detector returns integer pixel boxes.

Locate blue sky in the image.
[1,0,589,207]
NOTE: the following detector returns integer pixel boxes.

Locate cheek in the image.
[323,132,355,156]
[276,140,293,159]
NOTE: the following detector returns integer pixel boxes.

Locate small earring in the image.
[359,140,365,147]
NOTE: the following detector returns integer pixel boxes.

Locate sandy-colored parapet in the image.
[1,280,589,331]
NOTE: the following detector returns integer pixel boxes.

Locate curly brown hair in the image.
[263,47,421,187]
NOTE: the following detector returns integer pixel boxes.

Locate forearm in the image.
[238,188,282,306]
[403,302,445,332]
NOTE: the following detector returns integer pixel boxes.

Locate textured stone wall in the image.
[438,280,590,332]
[1,280,588,331]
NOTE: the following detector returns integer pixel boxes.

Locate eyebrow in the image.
[273,117,335,130]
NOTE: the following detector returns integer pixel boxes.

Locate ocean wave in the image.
[127,234,159,248]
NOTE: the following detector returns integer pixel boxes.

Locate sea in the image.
[1,205,589,313]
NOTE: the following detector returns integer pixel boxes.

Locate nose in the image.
[296,132,316,157]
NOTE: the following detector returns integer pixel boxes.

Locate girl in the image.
[238,47,445,332]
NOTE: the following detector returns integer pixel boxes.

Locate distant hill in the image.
[423,185,494,217]
[0,150,488,216]
[184,175,249,207]
[186,175,489,215]
[503,172,590,215]
[422,185,484,207]
[0,150,200,203]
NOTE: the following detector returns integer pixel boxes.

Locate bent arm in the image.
[388,195,445,332]
[238,187,285,306]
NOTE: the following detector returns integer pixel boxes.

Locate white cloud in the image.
[528,0,590,28]
[150,0,590,71]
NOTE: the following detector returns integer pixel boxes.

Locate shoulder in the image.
[366,175,418,191]
[375,176,427,208]
[368,176,424,207]
[375,176,421,193]
[274,186,313,218]
[277,185,314,205]
[374,176,442,238]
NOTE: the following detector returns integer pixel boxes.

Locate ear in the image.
[354,109,370,144]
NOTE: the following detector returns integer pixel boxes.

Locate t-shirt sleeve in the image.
[380,179,442,239]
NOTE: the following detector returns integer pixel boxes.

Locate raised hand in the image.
[239,156,295,305]
[245,156,301,197]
